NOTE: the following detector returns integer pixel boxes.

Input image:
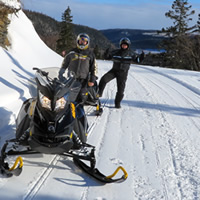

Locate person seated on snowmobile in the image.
[59,33,98,104]
[98,37,144,108]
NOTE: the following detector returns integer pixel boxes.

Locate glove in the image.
[58,68,66,82]
[104,48,111,60]
[139,51,145,62]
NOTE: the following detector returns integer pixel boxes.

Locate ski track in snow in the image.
[128,65,200,200]
[23,155,60,200]
[126,72,170,200]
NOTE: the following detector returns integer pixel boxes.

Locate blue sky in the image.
[21,0,200,30]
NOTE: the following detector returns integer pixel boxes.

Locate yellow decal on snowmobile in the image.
[30,130,32,136]
[9,156,23,171]
[96,104,99,111]
[70,132,73,138]
[106,166,128,180]
[29,100,36,116]
[85,133,88,137]
[70,103,76,118]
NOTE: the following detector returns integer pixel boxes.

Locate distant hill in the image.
[23,10,115,56]
[100,29,165,50]
[23,10,165,58]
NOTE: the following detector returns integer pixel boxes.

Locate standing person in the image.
[59,33,98,103]
[98,37,143,108]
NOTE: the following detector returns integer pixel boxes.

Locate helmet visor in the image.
[78,37,88,45]
[77,33,90,50]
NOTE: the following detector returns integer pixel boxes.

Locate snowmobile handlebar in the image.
[33,67,64,86]
[33,67,49,77]
[33,67,76,86]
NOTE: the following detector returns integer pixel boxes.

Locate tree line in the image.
[1,0,200,71]
[57,0,200,71]
[158,0,200,71]
[56,6,105,59]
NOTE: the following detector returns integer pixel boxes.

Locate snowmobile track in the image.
[23,155,60,200]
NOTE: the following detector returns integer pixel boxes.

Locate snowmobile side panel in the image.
[16,98,35,139]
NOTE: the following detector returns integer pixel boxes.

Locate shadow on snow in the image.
[102,99,200,117]
[124,99,200,117]
[0,107,15,145]
[0,49,34,102]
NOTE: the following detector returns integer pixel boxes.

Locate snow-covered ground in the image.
[1,2,200,200]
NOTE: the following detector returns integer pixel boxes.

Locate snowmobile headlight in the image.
[39,91,51,110]
[55,94,69,111]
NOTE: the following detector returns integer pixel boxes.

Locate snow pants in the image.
[98,69,128,105]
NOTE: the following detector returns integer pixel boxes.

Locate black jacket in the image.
[59,48,98,83]
[104,48,139,71]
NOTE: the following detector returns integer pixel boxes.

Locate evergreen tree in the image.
[56,6,75,54]
[160,0,198,70]
[162,0,195,37]
[195,13,200,33]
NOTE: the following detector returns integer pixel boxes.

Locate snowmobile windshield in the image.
[34,67,74,90]
[29,67,79,101]
[35,67,67,86]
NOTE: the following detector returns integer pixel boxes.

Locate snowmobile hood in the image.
[33,67,81,113]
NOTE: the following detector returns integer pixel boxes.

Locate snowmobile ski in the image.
[73,158,128,183]
[0,139,128,183]
[96,103,103,116]
[0,156,23,177]
[0,142,23,177]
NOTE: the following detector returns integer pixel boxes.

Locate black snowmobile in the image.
[84,77,103,116]
[0,67,127,183]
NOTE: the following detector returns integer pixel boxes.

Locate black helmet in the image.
[119,37,131,48]
[76,33,90,50]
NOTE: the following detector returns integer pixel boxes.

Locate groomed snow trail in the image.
[71,62,200,200]
[0,61,200,200]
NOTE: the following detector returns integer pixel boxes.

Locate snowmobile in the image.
[84,77,103,116]
[0,67,127,183]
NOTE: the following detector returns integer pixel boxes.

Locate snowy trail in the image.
[63,63,200,200]
[1,62,200,200]
[127,65,200,200]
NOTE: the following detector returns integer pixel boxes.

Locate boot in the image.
[115,92,124,109]
[115,103,121,109]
